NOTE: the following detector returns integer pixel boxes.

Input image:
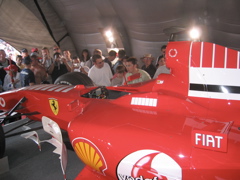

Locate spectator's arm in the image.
[48,62,55,75]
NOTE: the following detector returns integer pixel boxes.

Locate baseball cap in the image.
[4,64,18,72]
[21,48,28,53]
[31,48,38,52]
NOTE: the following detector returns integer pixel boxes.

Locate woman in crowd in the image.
[80,49,91,65]
[153,55,170,79]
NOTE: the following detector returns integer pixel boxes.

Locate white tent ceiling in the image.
[1,0,240,62]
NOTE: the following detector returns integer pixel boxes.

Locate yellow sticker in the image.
[49,98,59,115]
[73,138,107,175]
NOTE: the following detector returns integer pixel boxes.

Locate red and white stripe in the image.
[188,42,240,100]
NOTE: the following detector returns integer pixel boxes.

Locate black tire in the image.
[0,125,5,158]
[54,72,94,86]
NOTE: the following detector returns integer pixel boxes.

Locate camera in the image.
[73,63,80,67]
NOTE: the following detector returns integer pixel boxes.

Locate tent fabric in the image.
[0,0,55,52]
[1,0,240,64]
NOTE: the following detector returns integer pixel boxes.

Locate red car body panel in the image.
[1,41,240,179]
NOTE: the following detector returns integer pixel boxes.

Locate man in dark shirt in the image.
[155,45,167,66]
[104,50,116,75]
[48,52,71,83]
[141,54,156,78]
[112,49,126,74]
[20,57,35,87]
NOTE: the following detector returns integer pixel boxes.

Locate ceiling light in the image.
[189,27,201,40]
[105,30,113,38]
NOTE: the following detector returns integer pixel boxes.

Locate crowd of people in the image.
[0,44,170,92]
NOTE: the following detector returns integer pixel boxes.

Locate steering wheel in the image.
[89,86,109,99]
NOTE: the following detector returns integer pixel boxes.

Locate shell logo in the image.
[117,149,182,180]
[72,137,107,175]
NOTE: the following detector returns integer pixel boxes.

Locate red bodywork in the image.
[1,41,240,180]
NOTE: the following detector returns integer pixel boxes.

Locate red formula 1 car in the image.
[0,41,240,180]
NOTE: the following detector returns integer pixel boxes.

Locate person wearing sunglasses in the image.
[88,54,112,86]
[48,52,71,83]
[53,45,61,54]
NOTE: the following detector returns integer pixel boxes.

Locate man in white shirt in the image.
[88,54,112,86]
[86,49,105,69]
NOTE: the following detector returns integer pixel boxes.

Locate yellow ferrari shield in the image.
[49,98,59,115]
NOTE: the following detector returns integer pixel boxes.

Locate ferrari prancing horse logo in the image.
[49,98,59,115]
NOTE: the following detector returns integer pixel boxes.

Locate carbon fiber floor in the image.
[0,120,84,180]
